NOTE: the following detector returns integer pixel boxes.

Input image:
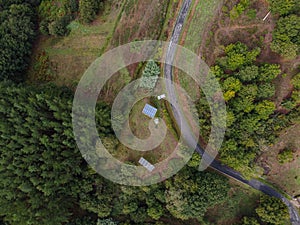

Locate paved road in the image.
[163,1,300,224]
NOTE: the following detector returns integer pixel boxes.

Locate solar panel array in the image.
[142,104,157,118]
[138,157,155,172]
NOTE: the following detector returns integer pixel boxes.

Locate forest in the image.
[0,0,299,224]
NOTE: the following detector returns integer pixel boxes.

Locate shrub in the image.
[79,0,102,24]
[48,15,71,36]
[278,148,294,164]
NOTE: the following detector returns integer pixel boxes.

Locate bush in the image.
[97,218,118,225]
[229,0,250,20]
[79,0,102,24]
[278,148,294,164]
[38,0,78,36]
[0,3,36,81]
[48,15,71,36]
[271,14,300,59]
[39,19,50,35]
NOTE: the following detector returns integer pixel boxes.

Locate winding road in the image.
[163,1,300,224]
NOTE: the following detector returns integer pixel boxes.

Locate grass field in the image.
[205,179,261,225]
[27,0,123,87]
[258,123,300,197]
[183,0,223,52]
[175,0,223,101]
[112,96,179,165]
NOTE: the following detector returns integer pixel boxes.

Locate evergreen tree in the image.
[0,82,112,225]
[139,60,160,90]
[0,3,36,80]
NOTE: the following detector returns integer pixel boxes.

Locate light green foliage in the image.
[200,42,280,175]
[223,77,242,92]
[292,73,300,89]
[259,64,281,82]
[222,77,242,101]
[255,195,289,224]
[291,73,300,105]
[271,14,300,59]
[230,0,250,20]
[211,65,227,78]
[282,73,300,110]
[241,217,260,225]
[218,42,260,71]
[255,100,275,120]
[187,153,201,168]
[278,148,294,164]
[139,60,160,90]
[268,0,298,15]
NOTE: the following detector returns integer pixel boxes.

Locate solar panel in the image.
[142,104,157,118]
[139,157,155,172]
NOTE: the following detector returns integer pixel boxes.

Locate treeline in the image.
[268,0,300,59]
[0,0,105,81]
[198,42,286,176]
[0,81,231,225]
[241,195,289,225]
[39,0,104,36]
[0,0,38,81]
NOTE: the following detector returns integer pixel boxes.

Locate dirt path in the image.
[214,23,272,46]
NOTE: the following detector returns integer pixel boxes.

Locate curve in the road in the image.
[163,1,300,224]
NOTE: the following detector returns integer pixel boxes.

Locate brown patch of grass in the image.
[257,123,300,196]
[111,0,170,46]
[111,97,179,165]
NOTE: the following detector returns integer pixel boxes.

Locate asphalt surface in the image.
[163,0,300,224]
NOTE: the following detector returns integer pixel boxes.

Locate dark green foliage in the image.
[111,184,166,223]
[66,216,97,225]
[97,218,118,225]
[236,65,259,82]
[48,15,72,36]
[257,83,275,99]
[30,51,57,82]
[79,180,116,218]
[0,3,36,80]
[79,0,103,24]
[0,0,40,9]
[0,82,112,225]
[38,0,77,36]
[255,195,289,224]
[271,14,300,59]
